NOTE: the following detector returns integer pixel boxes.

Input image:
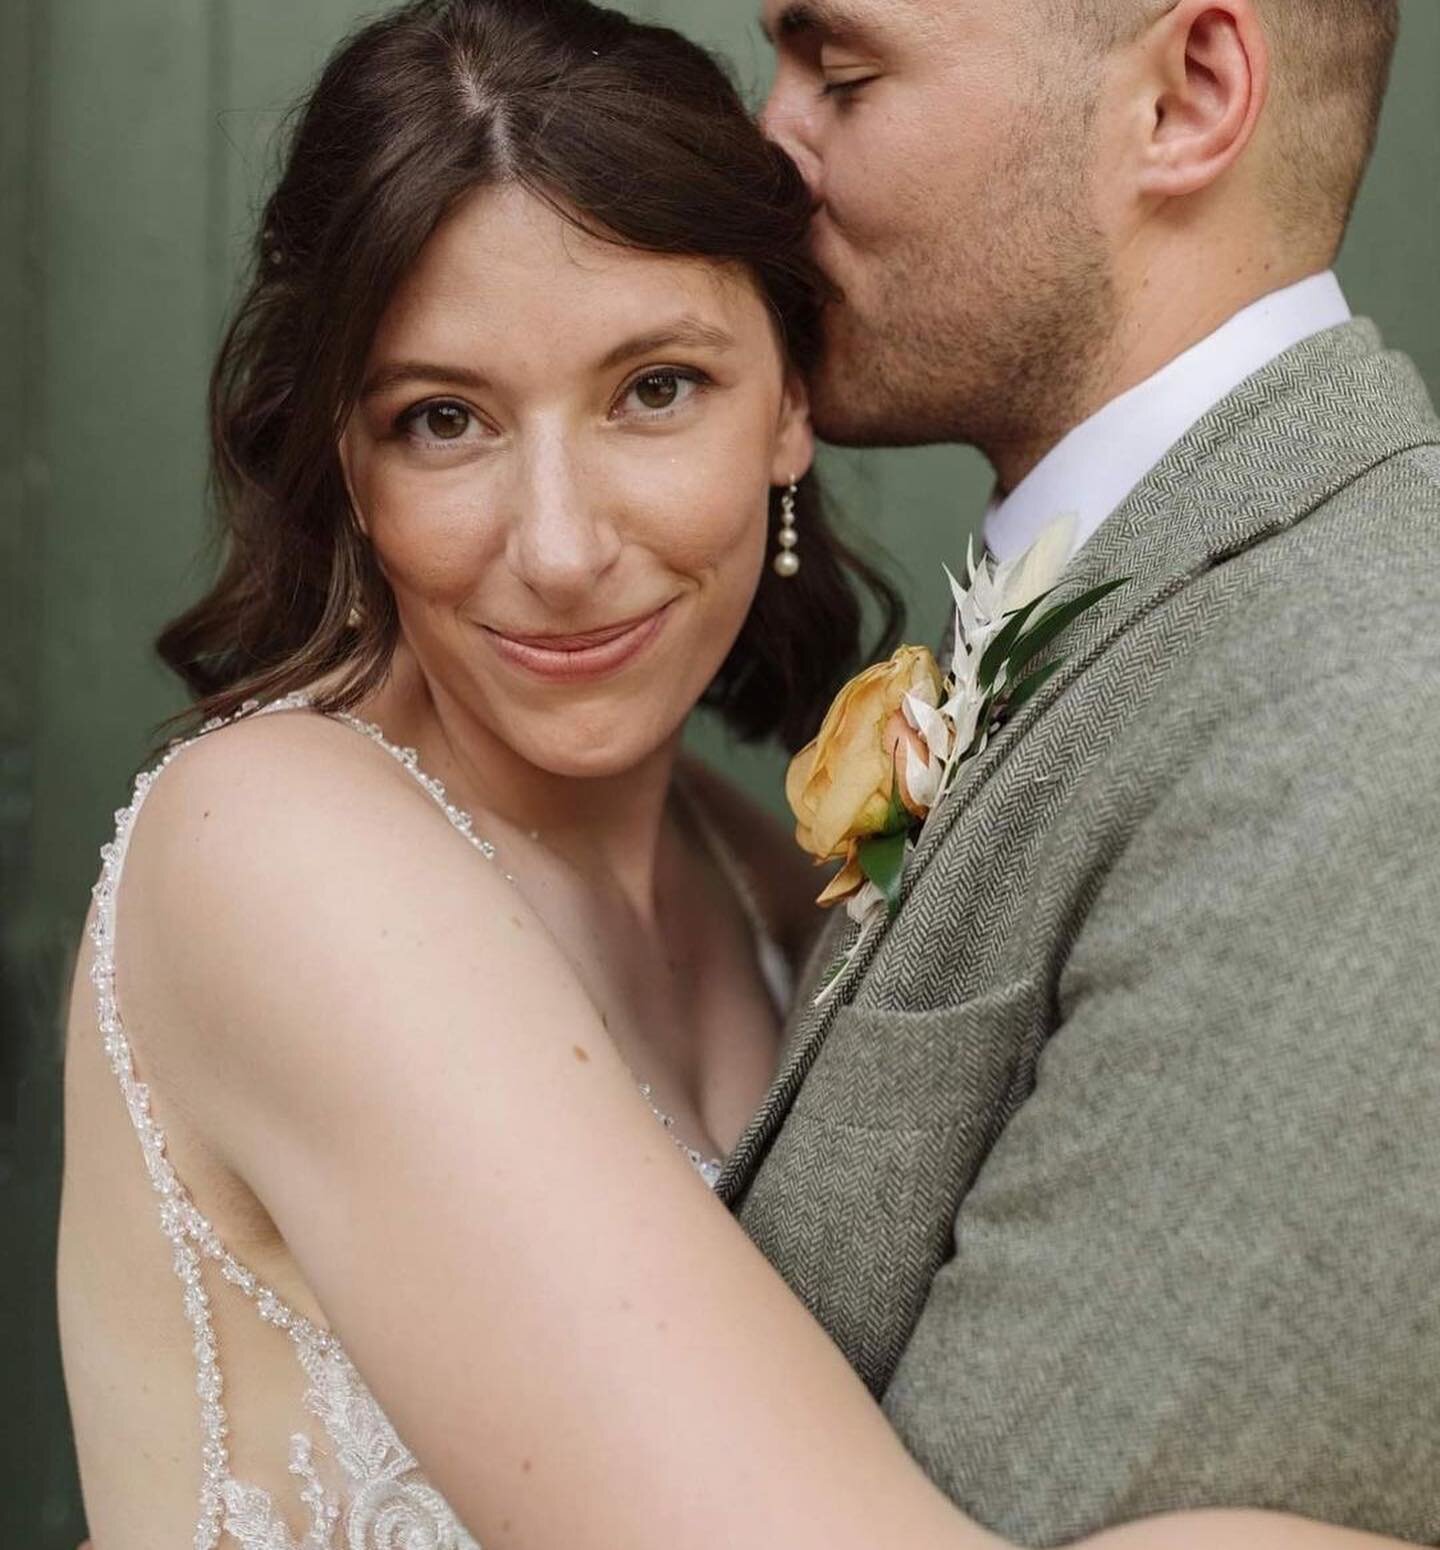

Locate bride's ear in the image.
[772,368,815,486]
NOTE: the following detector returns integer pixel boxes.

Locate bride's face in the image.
[341,185,813,779]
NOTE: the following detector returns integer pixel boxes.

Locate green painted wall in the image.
[2,1,1436,1540]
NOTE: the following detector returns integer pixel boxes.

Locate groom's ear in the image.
[772,368,816,486]
[1133,0,1270,202]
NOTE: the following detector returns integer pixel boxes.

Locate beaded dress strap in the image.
[92,693,510,1347]
[326,710,516,880]
[93,693,515,1332]
[91,692,346,1549]
[92,690,338,1341]
[328,716,731,1177]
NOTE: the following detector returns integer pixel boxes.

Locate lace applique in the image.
[92,693,720,1549]
[219,1327,478,1550]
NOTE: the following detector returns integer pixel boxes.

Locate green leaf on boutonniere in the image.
[1000,659,1065,719]
[859,829,909,916]
[848,753,915,918]
[881,763,909,836]
[978,592,1055,693]
[1005,577,1130,682]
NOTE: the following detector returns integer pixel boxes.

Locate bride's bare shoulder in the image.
[122,706,518,984]
[114,705,589,1141]
[133,706,432,860]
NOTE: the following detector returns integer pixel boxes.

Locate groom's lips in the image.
[483,602,674,683]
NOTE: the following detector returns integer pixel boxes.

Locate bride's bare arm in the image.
[119,713,1412,1550]
[126,713,975,1549]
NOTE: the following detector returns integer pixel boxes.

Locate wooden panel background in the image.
[1,1,1436,1540]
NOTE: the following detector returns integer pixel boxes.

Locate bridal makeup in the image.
[339,183,812,783]
[481,602,676,686]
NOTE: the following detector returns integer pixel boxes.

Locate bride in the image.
[58,1,901,1543]
[56,2,1416,1548]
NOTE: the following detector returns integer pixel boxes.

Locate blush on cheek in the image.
[685,489,771,654]
[366,488,497,607]
[658,496,771,668]
[642,403,779,575]
[664,490,767,573]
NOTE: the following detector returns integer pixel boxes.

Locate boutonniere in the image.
[786,513,1127,1005]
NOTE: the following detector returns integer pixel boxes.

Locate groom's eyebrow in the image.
[762,1,870,44]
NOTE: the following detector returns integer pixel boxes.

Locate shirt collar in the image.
[981,271,1353,564]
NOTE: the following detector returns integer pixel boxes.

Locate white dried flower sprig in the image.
[794,513,1127,1006]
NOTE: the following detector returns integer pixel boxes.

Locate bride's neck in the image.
[365,663,682,918]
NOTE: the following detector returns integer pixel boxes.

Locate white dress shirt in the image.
[982,271,1353,563]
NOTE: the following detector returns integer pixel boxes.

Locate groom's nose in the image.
[759,75,825,200]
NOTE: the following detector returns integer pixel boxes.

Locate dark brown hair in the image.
[157,0,900,752]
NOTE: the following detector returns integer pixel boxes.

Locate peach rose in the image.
[785,646,944,904]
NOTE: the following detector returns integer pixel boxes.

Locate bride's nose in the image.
[503,439,623,606]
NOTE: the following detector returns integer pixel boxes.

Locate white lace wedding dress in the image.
[88,693,782,1550]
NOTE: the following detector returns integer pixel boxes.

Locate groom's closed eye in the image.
[819,46,881,96]
[762,1,886,104]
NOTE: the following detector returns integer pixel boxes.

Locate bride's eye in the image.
[397,399,479,447]
[617,369,706,419]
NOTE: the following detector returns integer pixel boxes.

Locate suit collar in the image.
[717,320,1440,1207]
[983,271,1354,565]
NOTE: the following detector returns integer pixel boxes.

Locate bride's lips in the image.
[483,602,674,683]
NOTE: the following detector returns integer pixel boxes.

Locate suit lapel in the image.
[718,320,1440,1208]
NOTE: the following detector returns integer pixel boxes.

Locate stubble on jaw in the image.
[806,70,1121,488]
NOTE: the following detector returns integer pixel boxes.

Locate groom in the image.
[728,0,1440,1543]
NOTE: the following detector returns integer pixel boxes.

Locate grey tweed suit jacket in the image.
[718,321,1440,1545]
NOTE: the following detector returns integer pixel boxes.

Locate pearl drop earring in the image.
[773,477,800,578]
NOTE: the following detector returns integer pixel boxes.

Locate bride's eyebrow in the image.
[361,362,489,399]
[596,319,738,371]
[358,320,736,400]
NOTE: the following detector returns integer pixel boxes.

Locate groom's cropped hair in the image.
[1064,0,1400,247]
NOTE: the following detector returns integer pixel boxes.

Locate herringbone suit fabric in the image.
[718,322,1440,1545]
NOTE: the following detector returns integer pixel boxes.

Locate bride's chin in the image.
[515,745,668,783]
[498,715,682,783]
